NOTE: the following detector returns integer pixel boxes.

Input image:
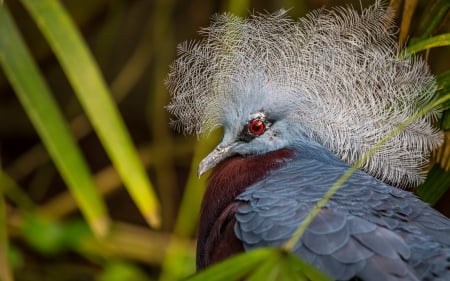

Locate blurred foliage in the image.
[186,248,332,281]
[0,0,449,281]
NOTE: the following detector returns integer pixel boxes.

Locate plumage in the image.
[197,148,294,268]
[166,1,450,280]
[235,145,450,280]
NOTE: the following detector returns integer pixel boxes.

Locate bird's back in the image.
[235,144,450,280]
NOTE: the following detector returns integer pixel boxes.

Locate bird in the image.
[165,1,450,280]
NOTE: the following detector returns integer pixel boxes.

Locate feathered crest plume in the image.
[166,1,442,187]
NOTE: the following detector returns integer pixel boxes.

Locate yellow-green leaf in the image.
[20,0,160,228]
[404,33,450,56]
[0,4,109,237]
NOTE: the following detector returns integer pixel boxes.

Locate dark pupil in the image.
[252,123,261,131]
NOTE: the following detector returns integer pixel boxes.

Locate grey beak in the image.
[197,143,236,177]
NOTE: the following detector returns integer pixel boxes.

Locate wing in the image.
[236,197,418,280]
[234,149,450,280]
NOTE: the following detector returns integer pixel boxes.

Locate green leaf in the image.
[22,216,93,256]
[245,250,332,281]
[20,0,161,228]
[245,253,285,281]
[404,33,450,56]
[97,261,152,281]
[437,71,450,92]
[186,248,273,281]
[186,248,332,281]
[430,71,450,190]
[0,4,109,237]
[284,252,332,281]
[22,215,66,255]
[436,71,450,128]
[417,165,450,206]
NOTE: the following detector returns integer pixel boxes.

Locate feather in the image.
[235,144,450,280]
[166,1,442,187]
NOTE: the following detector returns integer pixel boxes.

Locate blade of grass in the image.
[173,132,222,237]
[186,248,331,281]
[417,165,450,205]
[246,251,330,281]
[282,252,332,281]
[403,33,450,56]
[5,18,155,183]
[437,71,450,94]
[186,248,273,281]
[0,170,35,211]
[20,0,160,228]
[427,71,450,201]
[147,0,176,230]
[245,252,283,281]
[0,5,109,237]
[433,71,450,172]
[158,132,221,281]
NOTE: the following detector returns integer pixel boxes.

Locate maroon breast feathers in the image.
[196,148,295,269]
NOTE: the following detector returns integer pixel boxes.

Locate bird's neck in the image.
[197,148,295,268]
[206,148,296,197]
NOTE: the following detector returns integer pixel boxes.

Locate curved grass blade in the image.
[158,132,221,281]
[186,248,331,281]
[245,251,285,281]
[404,33,450,56]
[0,5,109,237]
[283,252,332,281]
[186,248,272,281]
[20,0,160,228]
[249,250,332,281]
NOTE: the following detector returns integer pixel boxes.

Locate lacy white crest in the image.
[166,1,443,187]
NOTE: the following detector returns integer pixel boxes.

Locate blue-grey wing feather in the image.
[235,148,450,280]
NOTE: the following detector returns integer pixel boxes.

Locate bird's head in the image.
[194,70,317,176]
[166,2,443,188]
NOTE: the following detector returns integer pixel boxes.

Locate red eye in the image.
[248,119,265,135]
